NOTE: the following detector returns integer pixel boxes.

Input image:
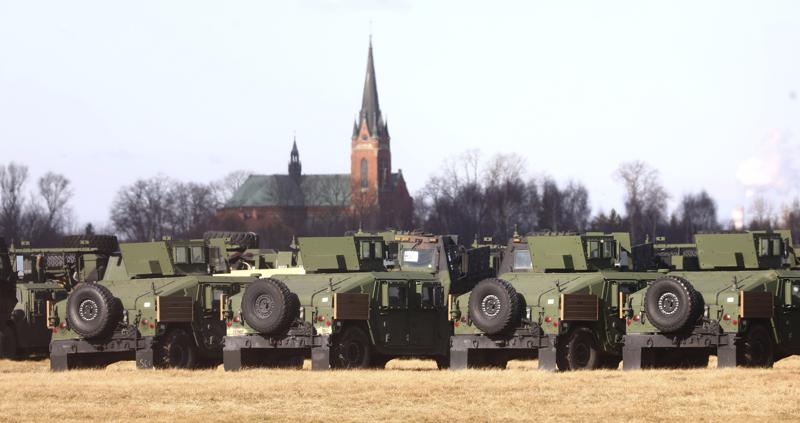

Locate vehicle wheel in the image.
[240,279,299,335]
[737,324,774,368]
[644,276,701,333]
[557,327,601,371]
[0,325,17,359]
[369,353,390,369]
[66,283,122,339]
[62,235,119,254]
[331,327,372,369]
[155,329,198,369]
[468,278,520,335]
[599,355,621,370]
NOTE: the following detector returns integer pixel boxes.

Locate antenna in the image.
[369,19,373,44]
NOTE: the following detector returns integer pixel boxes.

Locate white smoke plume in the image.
[735,131,800,226]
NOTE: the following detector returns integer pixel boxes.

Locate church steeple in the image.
[359,40,386,137]
[288,136,301,181]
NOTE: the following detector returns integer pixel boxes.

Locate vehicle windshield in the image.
[513,249,533,271]
[400,247,437,270]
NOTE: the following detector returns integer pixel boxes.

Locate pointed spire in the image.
[360,39,382,136]
[288,135,301,180]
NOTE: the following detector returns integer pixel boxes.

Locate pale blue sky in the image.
[1,1,798,227]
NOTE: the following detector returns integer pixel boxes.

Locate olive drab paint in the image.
[622,230,800,369]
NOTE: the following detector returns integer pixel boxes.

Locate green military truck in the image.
[622,231,800,369]
[48,238,258,370]
[450,232,662,371]
[1,236,119,359]
[0,238,17,357]
[222,233,490,371]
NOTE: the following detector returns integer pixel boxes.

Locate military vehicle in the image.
[1,236,119,359]
[48,238,259,370]
[0,237,17,358]
[222,233,491,370]
[450,232,662,371]
[622,231,800,369]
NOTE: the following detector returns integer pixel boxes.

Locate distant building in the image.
[217,41,413,245]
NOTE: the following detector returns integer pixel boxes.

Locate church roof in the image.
[226,174,352,208]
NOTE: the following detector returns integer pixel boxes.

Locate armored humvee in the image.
[0,238,17,357]
[622,231,800,369]
[222,233,491,371]
[1,236,119,359]
[450,232,662,371]
[48,238,259,370]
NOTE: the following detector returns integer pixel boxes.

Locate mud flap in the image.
[537,335,558,371]
[311,335,331,371]
[223,347,243,372]
[622,344,642,371]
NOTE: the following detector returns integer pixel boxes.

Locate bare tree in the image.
[213,170,254,205]
[562,181,591,233]
[110,176,175,241]
[749,195,776,230]
[615,161,669,243]
[38,172,73,232]
[0,163,29,243]
[672,190,719,241]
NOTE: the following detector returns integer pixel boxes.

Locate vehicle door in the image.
[408,281,446,350]
[199,283,240,350]
[785,280,800,352]
[376,280,410,347]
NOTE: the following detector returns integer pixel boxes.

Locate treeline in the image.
[413,151,800,245]
[0,163,75,246]
[2,156,800,248]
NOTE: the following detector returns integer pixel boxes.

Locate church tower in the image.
[288,137,301,181]
[351,40,391,202]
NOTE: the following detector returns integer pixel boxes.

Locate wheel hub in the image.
[657,292,679,315]
[78,299,99,321]
[481,294,501,318]
[254,294,275,319]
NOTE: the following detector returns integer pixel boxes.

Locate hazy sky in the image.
[1,1,799,228]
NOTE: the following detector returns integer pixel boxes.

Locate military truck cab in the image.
[622,231,799,370]
[49,238,256,371]
[451,232,657,371]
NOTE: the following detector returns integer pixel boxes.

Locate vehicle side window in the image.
[191,246,205,264]
[587,241,600,258]
[420,283,434,309]
[513,249,532,271]
[387,284,407,308]
[792,283,800,306]
[175,247,189,264]
[16,288,23,303]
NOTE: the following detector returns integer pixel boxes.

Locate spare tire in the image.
[66,283,122,339]
[468,278,520,335]
[240,278,299,335]
[62,235,119,254]
[644,276,701,333]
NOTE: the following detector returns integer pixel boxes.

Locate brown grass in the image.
[0,356,799,422]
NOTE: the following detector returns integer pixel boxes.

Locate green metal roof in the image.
[226,174,352,208]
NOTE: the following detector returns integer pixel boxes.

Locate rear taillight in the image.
[723,314,731,321]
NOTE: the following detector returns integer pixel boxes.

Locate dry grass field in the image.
[1,357,799,423]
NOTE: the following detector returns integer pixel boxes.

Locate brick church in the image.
[217,41,413,244]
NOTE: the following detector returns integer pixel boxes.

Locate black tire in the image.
[331,326,371,369]
[737,324,774,368]
[644,276,700,333]
[66,283,122,339]
[203,231,260,249]
[468,278,520,335]
[599,354,621,370]
[240,279,299,335]
[557,327,601,371]
[155,328,198,369]
[62,235,119,254]
[0,325,17,359]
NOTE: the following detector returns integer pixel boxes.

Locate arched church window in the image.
[361,158,368,188]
